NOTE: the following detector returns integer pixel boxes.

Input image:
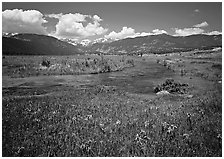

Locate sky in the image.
[2,2,222,43]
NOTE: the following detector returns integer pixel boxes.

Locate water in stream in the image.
[3,60,175,96]
[94,60,175,94]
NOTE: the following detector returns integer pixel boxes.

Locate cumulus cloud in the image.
[174,27,204,36]
[193,21,209,28]
[204,31,222,35]
[45,13,63,19]
[93,15,102,22]
[48,13,107,39]
[152,29,167,35]
[173,21,212,36]
[2,9,47,34]
[104,27,135,40]
[105,27,168,40]
[130,32,152,38]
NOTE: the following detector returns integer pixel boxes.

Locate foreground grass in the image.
[2,83,221,157]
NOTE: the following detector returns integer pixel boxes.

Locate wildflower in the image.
[116,120,121,125]
[16,146,25,154]
[152,124,156,129]
[167,124,177,133]
[135,133,141,141]
[199,109,205,115]
[187,113,192,131]
[162,122,169,129]
[183,133,190,139]
[144,120,150,127]
[72,116,76,121]
[99,122,104,127]
[33,118,40,122]
[140,129,146,136]
[84,114,93,120]
[80,143,86,149]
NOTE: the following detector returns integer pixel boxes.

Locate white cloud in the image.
[173,21,213,36]
[193,21,209,28]
[2,9,47,34]
[174,27,204,36]
[129,32,152,38]
[137,32,153,36]
[93,15,102,22]
[204,31,222,35]
[45,13,63,19]
[104,27,136,40]
[85,20,107,35]
[51,13,107,39]
[194,9,200,13]
[152,29,167,35]
[104,27,168,40]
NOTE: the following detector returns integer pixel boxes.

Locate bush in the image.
[41,59,51,67]
[99,61,111,73]
[211,63,222,70]
[126,59,135,66]
[154,78,189,94]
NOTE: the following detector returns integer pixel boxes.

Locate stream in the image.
[3,60,175,96]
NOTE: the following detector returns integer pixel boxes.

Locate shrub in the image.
[126,59,135,66]
[211,63,222,70]
[154,78,189,94]
[99,61,111,73]
[41,59,51,67]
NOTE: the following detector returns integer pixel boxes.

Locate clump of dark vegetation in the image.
[93,85,117,94]
[154,78,189,94]
[126,59,135,66]
[211,63,222,70]
[41,59,51,67]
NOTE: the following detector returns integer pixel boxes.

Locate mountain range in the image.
[2,33,222,55]
[86,34,222,54]
[2,34,81,55]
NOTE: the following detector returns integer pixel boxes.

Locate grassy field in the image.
[2,51,222,157]
[2,54,135,78]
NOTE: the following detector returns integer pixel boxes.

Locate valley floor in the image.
[2,51,222,156]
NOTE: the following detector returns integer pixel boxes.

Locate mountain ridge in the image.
[86,33,222,54]
[3,33,81,55]
[2,33,222,55]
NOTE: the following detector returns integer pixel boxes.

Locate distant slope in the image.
[86,34,222,54]
[3,34,81,55]
[3,33,222,55]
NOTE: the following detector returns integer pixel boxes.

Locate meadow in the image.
[2,54,135,78]
[2,51,222,157]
